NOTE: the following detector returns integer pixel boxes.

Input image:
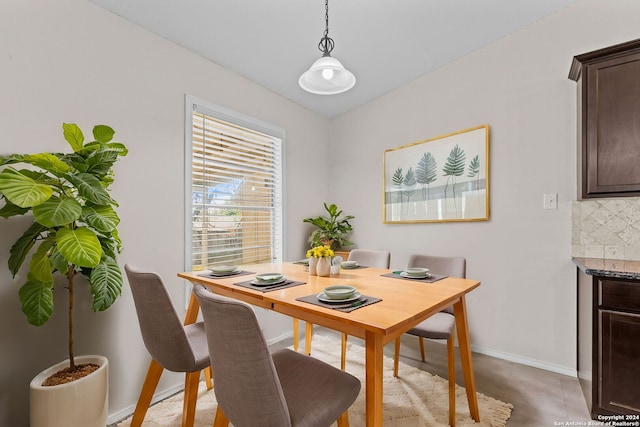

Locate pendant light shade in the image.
[299,0,355,95]
[299,56,356,95]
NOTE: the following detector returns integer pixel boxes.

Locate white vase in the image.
[30,355,108,427]
[309,257,318,275]
[317,257,331,277]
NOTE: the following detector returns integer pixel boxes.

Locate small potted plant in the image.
[0,123,127,427]
[303,202,355,251]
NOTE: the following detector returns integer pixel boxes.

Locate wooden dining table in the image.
[178,262,481,427]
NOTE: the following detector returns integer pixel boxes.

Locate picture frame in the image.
[383,124,490,223]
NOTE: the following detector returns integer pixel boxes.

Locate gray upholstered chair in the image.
[125,265,212,427]
[339,249,391,369]
[193,284,361,427]
[393,254,466,427]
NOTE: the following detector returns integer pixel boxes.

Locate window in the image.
[185,96,284,271]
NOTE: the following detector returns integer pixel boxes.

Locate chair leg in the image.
[447,334,456,427]
[337,410,350,427]
[182,371,201,427]
[130,359,164,427]
[419,336,426,362]
[393,336,401,378]
[213,406,230,427]
[292,318,299,351]
[305,322,313,355]
[341,333,348,370]
[204,366,213,390]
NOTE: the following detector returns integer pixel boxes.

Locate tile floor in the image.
[306,327,593,427]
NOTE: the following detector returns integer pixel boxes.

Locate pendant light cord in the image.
[318,0,334,56]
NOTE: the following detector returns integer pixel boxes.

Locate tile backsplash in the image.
[572,198,640,261]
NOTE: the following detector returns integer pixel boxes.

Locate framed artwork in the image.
[383,124,490,223]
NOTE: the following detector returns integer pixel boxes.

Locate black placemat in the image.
[233,279,306,292]
[341,265,368,270]
[296,294,382,312]
[198,270,255,279]
[381,272,448,283]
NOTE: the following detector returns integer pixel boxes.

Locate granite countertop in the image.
[573,257,640,280]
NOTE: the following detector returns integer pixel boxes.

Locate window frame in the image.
[184,94,286,282]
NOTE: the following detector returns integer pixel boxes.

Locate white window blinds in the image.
[188,104,283,271]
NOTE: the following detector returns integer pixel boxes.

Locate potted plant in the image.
[0,123,127,427]
[303,202,354,251]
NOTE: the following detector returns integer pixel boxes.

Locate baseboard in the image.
[470,343,577,377]
[107,332,294,425]
[265,330,294,346]
[107,382,184,425]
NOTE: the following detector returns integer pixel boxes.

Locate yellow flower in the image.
[308,245,334,258]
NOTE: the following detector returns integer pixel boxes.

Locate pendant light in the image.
[299,0,356,95]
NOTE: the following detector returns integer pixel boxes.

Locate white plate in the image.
[210,265,238,274]
[251,277,287,286]
[317,291,362,303]
[404,267,429,276]
[255,273,284,282]
[323,285,357,299]
[400,271,430,279]
[341,262,359,269]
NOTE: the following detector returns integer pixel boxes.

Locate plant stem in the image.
[67,264,75,370]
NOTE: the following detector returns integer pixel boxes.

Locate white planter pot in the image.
[30,355,108,427]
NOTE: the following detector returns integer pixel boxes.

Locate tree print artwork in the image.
[383,125,489,223]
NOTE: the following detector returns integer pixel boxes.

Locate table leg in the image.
[183,291,200,325]
[453,295,480,422]
[365,331,384,427]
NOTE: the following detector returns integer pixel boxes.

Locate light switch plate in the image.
[543,193,558,210]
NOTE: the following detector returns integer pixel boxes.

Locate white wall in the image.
[330,0,640,373]
[2,0,640,425]
[0,1,329,425]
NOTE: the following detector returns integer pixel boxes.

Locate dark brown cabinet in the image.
[577,271,640,417]
[569,39,640,199]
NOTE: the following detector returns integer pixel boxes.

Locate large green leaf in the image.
[0,200,28,218]
[59,153,89,173]
[106,142,128,156]
[22,153,71,177]
[98,234,118,260]
[32,196,82,227]
[92,125,115,143]
[29,236,55,283]
[8,222,47,276]
[85,150,118,177]
[0,167,53,208]
[63,123,84,152]
[0,154,25,166]
[90,258,123,311]
[65,173,112,205]
[56,227,102,268]
[82,204,120,232]
[49,247,69,275]
[18,280,54,326]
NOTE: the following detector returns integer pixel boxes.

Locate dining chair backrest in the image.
[348,249,391,268]
[125,265,201,372]
[407,254,466,314]
[193,284,292,427]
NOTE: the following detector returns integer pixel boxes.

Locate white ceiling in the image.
[90,0,581,118]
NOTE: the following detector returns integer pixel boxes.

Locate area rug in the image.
[117,334,512,427]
